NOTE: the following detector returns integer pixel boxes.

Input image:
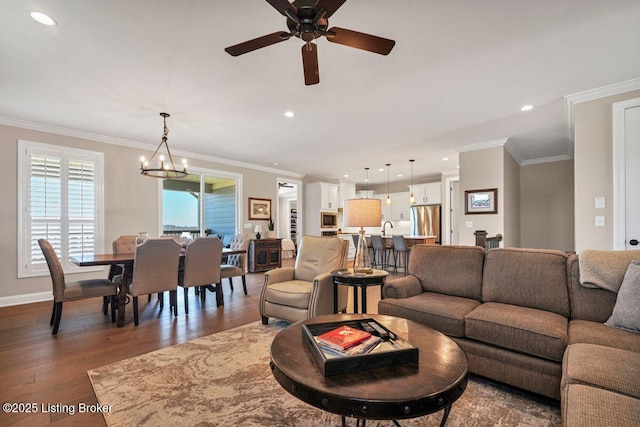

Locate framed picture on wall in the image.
[249,197,271,220]
[465,188,497,214]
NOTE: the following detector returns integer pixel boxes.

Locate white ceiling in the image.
[2,1,640,185]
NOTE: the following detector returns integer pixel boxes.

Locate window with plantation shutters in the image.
[18,140,104,277]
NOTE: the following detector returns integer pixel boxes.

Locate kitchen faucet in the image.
[382,221,394,237]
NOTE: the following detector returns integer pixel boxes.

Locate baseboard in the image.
[0,292,52,308]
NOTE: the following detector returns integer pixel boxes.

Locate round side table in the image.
[331,269,389,313]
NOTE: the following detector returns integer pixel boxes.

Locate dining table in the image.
[70,247,246,327]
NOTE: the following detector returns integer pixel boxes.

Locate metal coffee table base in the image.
[340,403,452,426]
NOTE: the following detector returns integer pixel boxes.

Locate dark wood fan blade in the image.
[225,32,290,57]
[314,0,348,19]
[326,27,395,55]
[266,0,297,18]
[302,43,319,86]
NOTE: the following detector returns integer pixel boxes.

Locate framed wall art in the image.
[465,188,497,214]
[248,197,271,220]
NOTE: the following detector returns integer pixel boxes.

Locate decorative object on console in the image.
[344,198,381,274]
[254,225,262,240]
[224,0,395,86]
[249,197,271,220]
[140,113,188,178]
[465,188,497,214]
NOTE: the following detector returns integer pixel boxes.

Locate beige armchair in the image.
[259,236,349,325]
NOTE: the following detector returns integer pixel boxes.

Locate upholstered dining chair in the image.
[127,238,181,326]
[38,239,118,335]
[220,234,250,295]
[104,234,137,314]
[178,237,223,313]
[259,235,349,325]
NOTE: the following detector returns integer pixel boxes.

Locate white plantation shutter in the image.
[18,141,104,277]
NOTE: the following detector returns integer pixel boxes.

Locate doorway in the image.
[276,178,302,245]
[613,97,640,250]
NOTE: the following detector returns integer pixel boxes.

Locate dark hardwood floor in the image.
[0,258,399,426]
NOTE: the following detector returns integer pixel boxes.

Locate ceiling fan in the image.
[225,0,396,85]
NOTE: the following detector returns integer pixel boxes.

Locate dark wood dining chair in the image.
[127,238,181,326]
[178,237,223,313]
[38,239,118,335]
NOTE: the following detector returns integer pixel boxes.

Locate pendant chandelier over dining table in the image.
[139,112,188,178]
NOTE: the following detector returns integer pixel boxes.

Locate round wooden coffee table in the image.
[270,314,468,426]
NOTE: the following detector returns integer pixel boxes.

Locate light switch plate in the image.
[466,221,473,228]
[595,216,605,227]
[595,197,606,209]
[244,223,252,229]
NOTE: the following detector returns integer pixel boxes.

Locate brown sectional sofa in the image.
[378,245,640,426]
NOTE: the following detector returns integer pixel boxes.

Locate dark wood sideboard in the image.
[248,238,282,273]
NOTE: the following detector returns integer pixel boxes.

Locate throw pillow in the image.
[606,260,640,333]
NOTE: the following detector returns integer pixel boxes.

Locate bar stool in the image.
[370,235,391,271]
[392,235,410,275]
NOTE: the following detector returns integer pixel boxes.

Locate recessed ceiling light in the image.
[378,168,384,172]
[272,162,279,166]
[284,111,294,118]
[397,174,403,177]
[521,105,533,112]
[442,157,449,161]
[343,174,349,178]
[31,11,56,26]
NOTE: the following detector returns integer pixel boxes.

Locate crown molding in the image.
[521,154,573,166]
[455,137,509,153]
[0,115,304,178]
[564,77,640,143]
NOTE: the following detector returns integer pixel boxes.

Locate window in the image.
[18,140,104,277]
[162,169,241,243]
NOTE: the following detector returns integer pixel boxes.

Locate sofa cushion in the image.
[562,343,640,399]
[567,254,617,322]
[408,245,485,300]
[465,302,568,362]
[482,248,570,317]
[568,319,640,352]
[562,384,640,427]
[606,261,640,333]
[378,292,481,337]
[263,280,312,309]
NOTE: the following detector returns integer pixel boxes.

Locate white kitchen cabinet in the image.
[339,180,356,210]
[322,183,340,210]
[305,182,340,236]
[391,191,411,220]
[376,192,410,221]
[410,182,442,205]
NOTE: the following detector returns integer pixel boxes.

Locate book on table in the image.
[315,325,371,352]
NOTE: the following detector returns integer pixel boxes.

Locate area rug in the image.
[88,321,561,426]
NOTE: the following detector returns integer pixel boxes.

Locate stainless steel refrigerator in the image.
[410,204,442,244]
